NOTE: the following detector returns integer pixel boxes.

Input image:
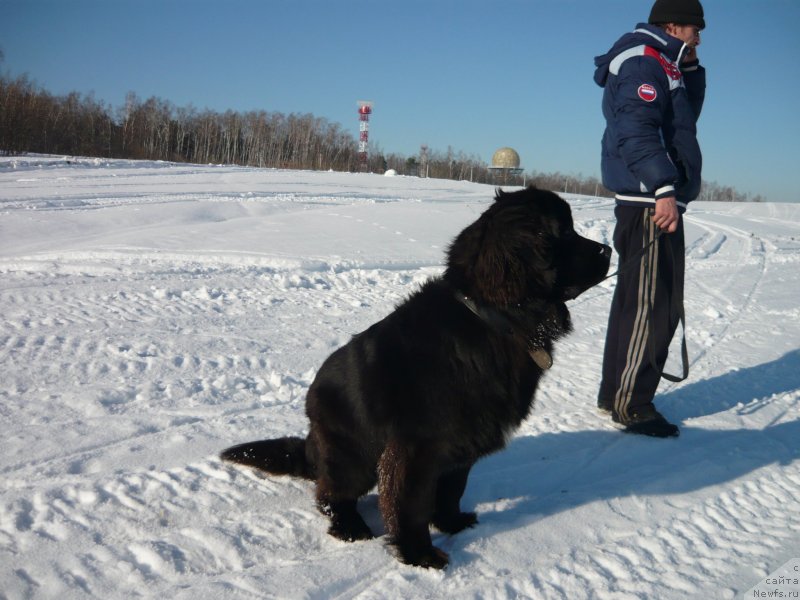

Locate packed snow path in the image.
[1,157,798,599]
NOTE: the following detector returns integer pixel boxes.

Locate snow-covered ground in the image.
[1,156,798,599]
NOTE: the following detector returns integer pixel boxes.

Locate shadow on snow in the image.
[456,348,800,549]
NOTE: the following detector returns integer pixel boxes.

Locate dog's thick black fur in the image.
[221,187,611,568]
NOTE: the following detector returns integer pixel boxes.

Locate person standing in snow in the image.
[593,0,705,437]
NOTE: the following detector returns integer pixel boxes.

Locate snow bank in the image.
[1,157,798,599]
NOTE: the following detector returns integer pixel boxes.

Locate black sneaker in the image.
[597,398,613,414]
[612,405,680,438]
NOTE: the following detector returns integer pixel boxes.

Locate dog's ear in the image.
[447,207,538,306]
[446,199,559,305]
[471,223,529,305]
[445,218,486,298]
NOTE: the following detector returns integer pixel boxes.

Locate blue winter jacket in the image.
[594,24,705,211]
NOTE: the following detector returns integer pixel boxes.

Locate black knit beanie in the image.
[649,0,705,29]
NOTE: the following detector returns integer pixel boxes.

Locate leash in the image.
[601,231,661,282]
[606,222,689,383]
[643,224,689,383]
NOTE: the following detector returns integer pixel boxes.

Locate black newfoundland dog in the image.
[221,187,611,569]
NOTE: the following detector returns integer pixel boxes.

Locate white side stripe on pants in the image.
[614,210,659,420]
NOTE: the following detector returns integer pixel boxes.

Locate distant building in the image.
[488,147,524,185]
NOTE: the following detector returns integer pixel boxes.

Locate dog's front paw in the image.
[399,545,449,570]
[432,511,478,534]
[328,519,374,542]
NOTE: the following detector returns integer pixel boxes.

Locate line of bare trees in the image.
[380,146,502,185]
[1,74,361,171]
[0,71,763,201]
[696,180,764,203]
[375,147,616,197]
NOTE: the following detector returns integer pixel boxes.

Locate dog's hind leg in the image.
[378,438,449,569]
[317,498,374,541]
[432,464,478,534]
[311,427,376,542]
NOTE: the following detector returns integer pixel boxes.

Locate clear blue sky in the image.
[2,0,798,202]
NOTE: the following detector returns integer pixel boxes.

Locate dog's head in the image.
[445,187,611,306]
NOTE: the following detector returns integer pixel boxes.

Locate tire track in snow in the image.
[0,261,428,481]
[0,246,443,597]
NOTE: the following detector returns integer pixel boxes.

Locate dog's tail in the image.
[220,437,314,480]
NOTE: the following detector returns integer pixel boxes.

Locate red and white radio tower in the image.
[357,100,373,172]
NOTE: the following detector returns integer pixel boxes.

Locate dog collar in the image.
[457,294,553,370]
[529,348,553,370]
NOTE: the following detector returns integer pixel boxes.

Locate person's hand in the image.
[653,197,679,233]
[683,45,698,63]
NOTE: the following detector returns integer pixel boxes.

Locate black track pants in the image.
[598,205,685,419]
